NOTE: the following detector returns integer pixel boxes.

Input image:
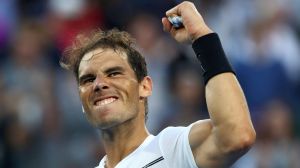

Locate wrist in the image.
[191,26,213,43]
[192,33,235,84]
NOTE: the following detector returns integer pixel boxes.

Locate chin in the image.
[86,112,120,129]
[93,119,121,130]
[85,106,137,129]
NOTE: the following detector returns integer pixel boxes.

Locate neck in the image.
[101,117,149,168]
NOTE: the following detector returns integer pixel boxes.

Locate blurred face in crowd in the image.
[174,69,204,106]
[13,29,45,65]
[265,101,292,139]
[78,48,152,129]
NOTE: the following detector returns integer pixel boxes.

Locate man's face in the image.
[78,48,151,129]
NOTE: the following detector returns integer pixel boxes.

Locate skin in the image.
[78,1,255,168]
[78,48,152,167]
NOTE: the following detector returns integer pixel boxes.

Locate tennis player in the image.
[60,1,255,168]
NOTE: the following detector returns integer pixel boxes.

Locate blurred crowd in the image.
[0,0,300,167]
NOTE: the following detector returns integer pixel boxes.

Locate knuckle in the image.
[182,1,193,7]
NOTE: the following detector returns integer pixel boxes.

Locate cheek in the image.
[79,86,91,103]
[112,80,140,106]
[120,81,139,98]
[79,84,91,93]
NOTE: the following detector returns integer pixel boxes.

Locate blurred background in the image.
[0,0,300,167]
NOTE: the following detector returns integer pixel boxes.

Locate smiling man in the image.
[60,1,255,168]
[78,48,148,130]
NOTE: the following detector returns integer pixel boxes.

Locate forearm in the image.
[205,73,255,150]
[206,73,250,127]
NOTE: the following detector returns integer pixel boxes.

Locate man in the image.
[60,1,255,168]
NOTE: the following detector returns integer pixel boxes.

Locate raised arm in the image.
[162,2,256,167]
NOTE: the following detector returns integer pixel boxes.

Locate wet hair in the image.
[60,28,149,119]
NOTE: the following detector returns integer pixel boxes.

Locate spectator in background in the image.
[233,100,300,168]
[249,0,300,86]
[1,19,101,168]
[47,0,105,51]
[234,18,293,125]
[161,54,208,128]
[0,20,59,168]
[256,100,300,168]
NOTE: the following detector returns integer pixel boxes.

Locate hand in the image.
[162,1,213,43]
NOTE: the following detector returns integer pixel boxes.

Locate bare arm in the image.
[162,2,256,167]
[189,73,255,167]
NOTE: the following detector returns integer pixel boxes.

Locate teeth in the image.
[96,97,116,106]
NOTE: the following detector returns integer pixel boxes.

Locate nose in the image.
[93,76,109,92]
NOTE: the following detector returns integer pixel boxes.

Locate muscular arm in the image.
[162,1,256,167]
[189,73,255,167]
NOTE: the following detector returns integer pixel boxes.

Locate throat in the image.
[101,125,150,167]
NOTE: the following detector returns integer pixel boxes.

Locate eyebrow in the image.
[79,66,126,82]
[104,66,125,74]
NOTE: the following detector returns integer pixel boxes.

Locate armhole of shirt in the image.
[159,123,198,168]
[184,123,198,168]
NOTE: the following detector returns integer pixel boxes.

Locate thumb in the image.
[162,17,172,32]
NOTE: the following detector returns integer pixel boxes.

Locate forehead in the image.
[78,48,130,76]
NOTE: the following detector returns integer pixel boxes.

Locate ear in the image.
[139,76,153,99]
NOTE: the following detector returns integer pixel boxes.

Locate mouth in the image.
[94,96,118,106]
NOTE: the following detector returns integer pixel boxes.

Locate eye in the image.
[81,77,95,85]
[85,78,95,83]
[108,71,121,77]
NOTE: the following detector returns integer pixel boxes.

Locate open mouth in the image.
[94,97,118,106]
